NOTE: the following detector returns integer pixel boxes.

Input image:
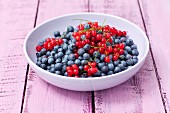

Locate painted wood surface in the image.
[0,0,38,113]
[23,0,92,113]
[89,0,165,112]
[139,0,170,112]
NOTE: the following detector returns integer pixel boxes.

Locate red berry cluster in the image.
[66,64,79,77]
[84,62,98,76]
[36,38,63,52]
[72,21,127,63]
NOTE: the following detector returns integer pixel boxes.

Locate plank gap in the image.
[91,91,95,113]
[20,64,29,113]
[137,0,167,112]
[20,0,40,113]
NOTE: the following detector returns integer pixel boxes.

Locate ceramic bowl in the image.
[24,13,149,91]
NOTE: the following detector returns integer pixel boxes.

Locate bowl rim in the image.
[23,12,149,81]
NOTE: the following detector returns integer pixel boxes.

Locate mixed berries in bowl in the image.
[24,13,149,91]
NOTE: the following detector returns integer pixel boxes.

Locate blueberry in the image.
[125,46,132,53]
[126,39,133,46]
[58,48,63,52]
[75,59,81,66]
[100,54,106,61]
[57,52,64,58]
[131,44,137,49]
[37,57,42,61]
[79,65,83,71]
[126,59,133,66]
[48,57,54,64]
[74,27,79,32]
[106,42,111,46]
[83,44,90,51]
[78,48,85,55]
[69,43,76,50]
[41,57,48,64]
[54,46,59,52]
[69,54,76,61]
[40,48,47,55]
[93,51,101,58]
[47,66,51,70]
[101,66,109,73]
[101,73,107,76]
[50,51,56,56]
[114,61,119,66]
[64,72,68,76]
[67,26,74,32]
[84,24,90,29]
[108,71,113,75]
[78,56,83,60]
[119,55,125,60]
[50,67,55,73]
[55,71,61,75]
[109,54,113,60]
[132,49,139,56]
[108,63,114,70]
[55,58,61,63]
[132,58,138,64]
[36,52,42,57]
[83,53,90,60]
[38,41,44,46]
[46,51,51,56]
[54,54,58,59]
[81,60,88,65]
[133,56,138,59]
[98,62,105,69]
[54,31,60,37]
[114,39,120,44]
[71,38,76,43]
[114,67,121,73]
[118,64,125,70]
[126,54,132,60]
[65,50,72,55]
[62,44,68,51]
[121,61,127,67]
[63,39,68,43]
[36,61,41,66]
[120,37,126,42]
[67,60,74,66]
[54,63,63,70]
[81,35,86,40]
[93,71,101,77]
[124,50,128,55]
[94,58,100,63]
[63,55,69,60]
[41,64,47,69]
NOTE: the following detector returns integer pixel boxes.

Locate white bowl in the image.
[24,13,149,91]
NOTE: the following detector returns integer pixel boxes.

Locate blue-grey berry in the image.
[81,60,88,65]
[84,24,90,29]
[81,35,86,40]
[78,56,83,60]
[119,55,125,60]
[132,49,139,56]
[108,63,114,70]
[93,71,101,77]
[67,26,74,32]
[65,50,72,55]
[114,39,120,44]
[50,67,55,73]
[126,59,133,66]
[36,61,41,66]
[98,62,105,69]
[108,71,113,75]
[131,44,137,49]
[78,48,85,55]
[121,61,127,67]
[126,39,134,46]
[101,73,107,76]
[101,66,109,73]
[94,58,100,63]
[57,52,64,58]
[67,60,74,66]
[79,66,83,71]
[83,53,90,60]
[41,57,48,64]
[62,44,68,51]
[126,54,132,60]
[54,31,60,37]
[36,52,42,57]
[100,54,106,61]
[55,58,61,63]
[118,64,125,70]
[114,67,121,73]
[46,51,51,56]
[54,63,63,70]
[50,51,56,56]
[68,54,76,61]
[41,64,47,70]
[114,61,119,66]
[106,42,111,46]
[40,48,47,55]
[93,51,101,58]
[132,58,138,64]
[125,46,132,53]
[48,57,54,64]
[64,72,68,76]
[120,37,126,42]
[55,71,61,75]
[75,59,81,66]
[47,66,51,70]
[54,45,59,52]
[58,48,63,52]
[83,44,90,51]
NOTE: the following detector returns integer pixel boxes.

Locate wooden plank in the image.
[139,0,170,112]
[0,0,38,113]
[23,0,92,113]
[89,0,165,112]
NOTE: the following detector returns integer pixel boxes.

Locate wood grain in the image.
[139,0,170,112]
[23,0,92,113]
[0,0,38,113]
[89,0,165,112]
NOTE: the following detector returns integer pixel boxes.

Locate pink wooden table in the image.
[0,0,170,113]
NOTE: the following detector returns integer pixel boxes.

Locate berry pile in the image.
[35,19,139,78]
